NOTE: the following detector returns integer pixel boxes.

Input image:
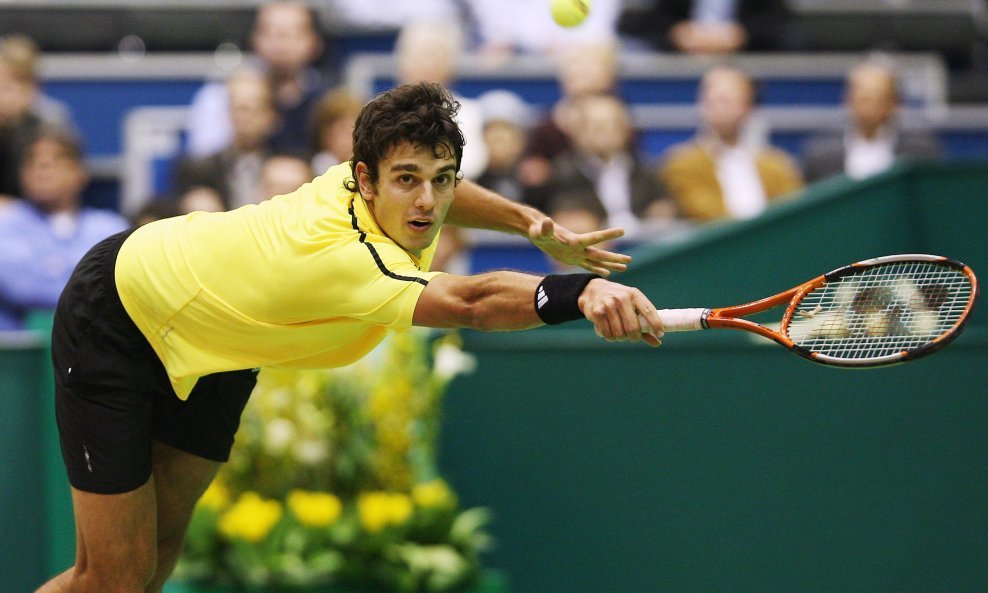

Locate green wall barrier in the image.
[0,313,74,591]
[0,332,51,591]
[439,162,988,593]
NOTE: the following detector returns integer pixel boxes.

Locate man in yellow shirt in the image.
[39,82,665,593]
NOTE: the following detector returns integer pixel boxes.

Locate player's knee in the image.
[80,539,157,592]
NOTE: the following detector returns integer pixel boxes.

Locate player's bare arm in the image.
[413,272,664,346]
[448,180,632,277]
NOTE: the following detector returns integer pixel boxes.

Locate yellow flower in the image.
[412,480,455,509]
[218,492,283,543]
[287,490,343,528]
[199,479,231,511]
[357,491,414,533]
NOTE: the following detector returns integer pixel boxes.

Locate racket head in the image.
[781,254,978,367]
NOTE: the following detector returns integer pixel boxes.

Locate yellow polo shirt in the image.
[115,163,442,399]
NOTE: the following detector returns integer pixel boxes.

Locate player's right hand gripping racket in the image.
[651,254,979,367]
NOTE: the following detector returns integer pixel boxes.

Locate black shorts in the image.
[52,229,257,494]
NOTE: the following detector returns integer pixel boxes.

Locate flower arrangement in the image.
[173,330,491,592]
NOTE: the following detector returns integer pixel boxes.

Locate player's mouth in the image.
[408,218,433,233]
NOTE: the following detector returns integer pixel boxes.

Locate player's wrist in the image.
[534,273,600,325]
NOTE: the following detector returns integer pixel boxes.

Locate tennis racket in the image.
[650,254,979,367]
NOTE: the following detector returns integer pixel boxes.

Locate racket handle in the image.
[656,308,708,332]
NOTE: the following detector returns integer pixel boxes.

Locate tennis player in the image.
[37,82,665,593]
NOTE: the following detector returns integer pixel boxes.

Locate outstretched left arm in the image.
[447,180,631,277]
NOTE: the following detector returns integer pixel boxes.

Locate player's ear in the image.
[355,162,375,201]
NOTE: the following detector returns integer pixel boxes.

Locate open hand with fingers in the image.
[577,278,665,346]
[528,217,632,277]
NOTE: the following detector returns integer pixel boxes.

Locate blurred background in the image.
[1,1,987,592]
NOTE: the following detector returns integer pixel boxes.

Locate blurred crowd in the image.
[0,0,974,329]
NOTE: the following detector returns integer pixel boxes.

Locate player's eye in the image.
[397,174,415,184]
[434,174,452,186]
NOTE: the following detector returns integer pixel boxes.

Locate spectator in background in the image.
[132,198,181,227]
[0,36,46,197]
[0,128,128,329]
[475,89,534,203]
[544,190,610,272]
[539,93,673,238]
[174,69,279,209]
[520,40,621,191]
[309,87,363,174]
[177,185,226,214]
[132,186,226,227]
[659,65,803,222]
[394,20,487,181]
[0,35,75,128]
[260,153,314,199]
[802,58,944,183]
[185,0,326,157]
[618,0,792,55]
[464,0,621,57]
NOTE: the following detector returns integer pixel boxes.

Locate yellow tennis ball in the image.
[551,0,591,28]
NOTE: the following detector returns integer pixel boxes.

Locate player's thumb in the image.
[534,217,554,240]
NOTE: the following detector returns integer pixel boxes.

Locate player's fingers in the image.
[580,262,613,278]
[634,296,665,338]
[588,302,621,342]
[578,226,625,246]
[642,332,662,347]
[584,246,633,266]
[617,297,644,342]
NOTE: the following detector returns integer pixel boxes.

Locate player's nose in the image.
[415,183,436,210]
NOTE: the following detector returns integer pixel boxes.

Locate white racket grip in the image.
[656,308,708,332]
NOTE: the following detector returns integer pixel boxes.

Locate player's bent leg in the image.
[144,440,223,593]
[39,479,158,593]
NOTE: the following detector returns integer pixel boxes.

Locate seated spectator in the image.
[394,20,487,180]
[618,0,793,55]
[0,36,46,197]
[308,87,363,174]
[659,65,803,222]
[174,69,280,209]
[519,40,620,191]
[177,185,227,214]
[543,191,610,272]
[0,128,129,329]
[475,90,534,203]
[260,153,314,199]
[185,0,326,157]
[0,35,75,129]
[537,93,673,238]
[802,58,944,183]
[132,185,226,227]
[132,198,181,227]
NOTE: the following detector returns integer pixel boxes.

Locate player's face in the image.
[357,141,458,257]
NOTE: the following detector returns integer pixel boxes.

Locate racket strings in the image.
[785,261,974,360]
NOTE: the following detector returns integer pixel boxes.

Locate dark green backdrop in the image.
[438,162,988,593]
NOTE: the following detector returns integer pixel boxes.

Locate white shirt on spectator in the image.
[594,153,640,236]
[844,127,896,180]
[715,143,767,220]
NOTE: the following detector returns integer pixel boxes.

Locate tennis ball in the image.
[551,0,591,28]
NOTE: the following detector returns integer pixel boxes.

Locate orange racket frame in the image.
[655,254,979,367]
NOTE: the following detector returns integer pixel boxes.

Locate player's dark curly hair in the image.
[345,82,465,191]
